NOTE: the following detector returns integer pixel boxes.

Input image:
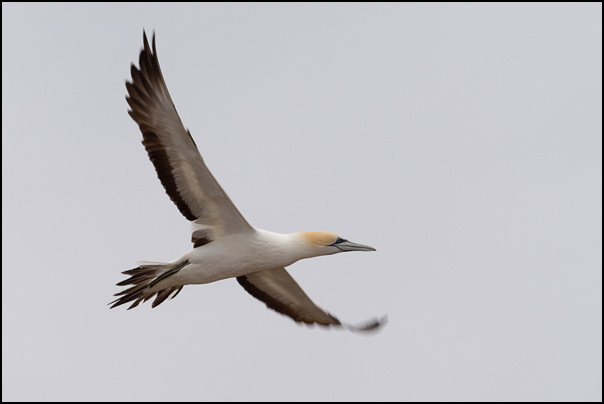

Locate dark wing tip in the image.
[142,29,149,47]
[141,29,156,56]
[143,30,152,56]
[344,314,389,334]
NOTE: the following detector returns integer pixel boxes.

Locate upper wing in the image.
[237,268,386,332]
[126,31,253,244]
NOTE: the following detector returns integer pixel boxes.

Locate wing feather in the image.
[237,268,386,332]
[126,31,253,242]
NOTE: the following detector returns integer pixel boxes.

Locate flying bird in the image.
[111,31,386,332]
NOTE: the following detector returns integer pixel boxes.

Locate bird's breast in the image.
[176,231,300,285]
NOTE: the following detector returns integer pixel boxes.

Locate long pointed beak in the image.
[335,240,376,252]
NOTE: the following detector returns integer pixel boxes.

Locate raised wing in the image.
[237,268,386,332]
[126,31,253,244]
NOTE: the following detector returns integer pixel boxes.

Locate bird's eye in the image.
[333,237,348,244]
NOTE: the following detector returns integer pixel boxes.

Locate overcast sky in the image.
[2,3,602,401]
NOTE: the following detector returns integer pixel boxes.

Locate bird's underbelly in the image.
[178,262,262,285]
[170,244,293,286]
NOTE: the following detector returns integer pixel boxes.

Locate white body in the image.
[154,230,333,290]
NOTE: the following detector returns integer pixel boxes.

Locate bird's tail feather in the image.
[109,261,187,310]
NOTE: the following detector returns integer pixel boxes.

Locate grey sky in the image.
[2,3,602,401]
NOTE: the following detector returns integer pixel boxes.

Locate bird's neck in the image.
[253,230,330,266]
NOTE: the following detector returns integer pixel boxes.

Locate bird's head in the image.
[299,232,376,256]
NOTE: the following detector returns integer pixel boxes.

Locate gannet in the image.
[111,32,386,332]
